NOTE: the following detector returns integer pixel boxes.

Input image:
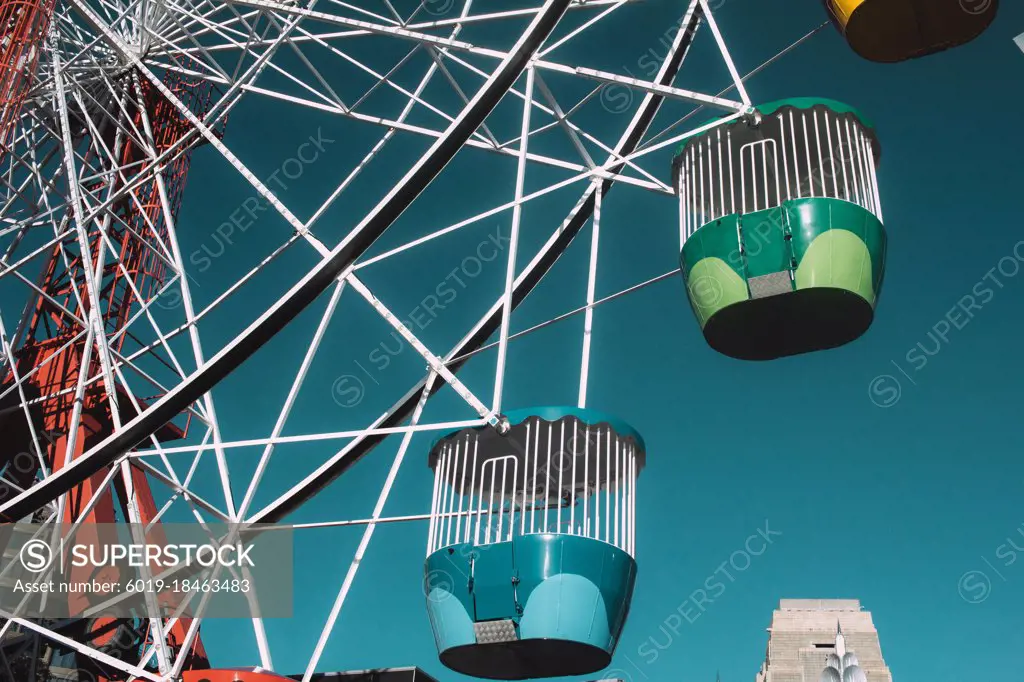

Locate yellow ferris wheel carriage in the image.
[824,0,999,62]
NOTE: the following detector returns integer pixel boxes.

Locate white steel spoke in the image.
[236,280,347,518]
[305,0,476,227]
[348,274,502,428]
[131,419,489,456]
[698,0,751,107]
[0,620,161,681]
[69,0,330,252]
[301,373,438,682]
[578,178,600,409]
[0,0,829,674]
[493,65,534,413]
[129,73,237,520]
[246,0,705,529]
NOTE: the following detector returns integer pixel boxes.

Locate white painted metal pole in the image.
[348,274,499,426]
[301,374,438,682]
[698,0,751,106]
[544,423,552,532]
[583,427,590,536]
[427,446,444,555]
[455,440,469,544]
[494,66,536,413]
[467,437,479,543]
[578,179,601,409]
[613,437,620,548]
[569,427,577,534]
[444,442,459,547]
[557,421,565,532]
[604,429,610,543]
[532,419,540,532]
[679,169,687,247]
[238,280,347,520]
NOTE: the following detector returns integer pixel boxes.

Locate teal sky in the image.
[7,0,1024,680]
[173,1,1024,680]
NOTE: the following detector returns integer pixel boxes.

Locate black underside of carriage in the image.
[843,0,998,62]
[704,287,875,361]
[440,638,611,680]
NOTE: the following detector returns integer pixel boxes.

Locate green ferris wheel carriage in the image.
[672,98,887,361]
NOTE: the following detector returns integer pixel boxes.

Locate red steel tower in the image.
[0,0,56,151]
[0,5,217,675]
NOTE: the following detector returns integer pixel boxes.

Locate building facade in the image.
[754,600,893,682]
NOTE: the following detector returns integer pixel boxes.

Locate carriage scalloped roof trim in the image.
[427,405,646,460]
[672,97,877,159]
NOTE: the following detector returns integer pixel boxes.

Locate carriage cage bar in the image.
[424,407,645,680]
[672,98,887,361]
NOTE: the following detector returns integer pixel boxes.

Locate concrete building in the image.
[754,600,893,682]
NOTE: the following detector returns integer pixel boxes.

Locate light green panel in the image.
[795,229,875,305]
[685,257,748,327]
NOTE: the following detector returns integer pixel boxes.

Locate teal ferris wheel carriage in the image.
[672,98,887,360]
[423,407,645,680]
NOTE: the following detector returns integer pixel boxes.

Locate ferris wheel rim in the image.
[248,1,701,526]
[0,0,575,524]
[0,0,832,677]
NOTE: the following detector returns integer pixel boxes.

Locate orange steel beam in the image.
[0,67,219,679]
[0,0,56,153]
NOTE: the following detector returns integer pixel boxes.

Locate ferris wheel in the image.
[0,0,1000,681]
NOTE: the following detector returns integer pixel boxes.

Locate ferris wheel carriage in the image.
[823,0,999,63]
[672,98,887,361]
[424,406,645,680]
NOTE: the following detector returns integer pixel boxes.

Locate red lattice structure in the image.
[0,0,55,151]
[0,64,222,679]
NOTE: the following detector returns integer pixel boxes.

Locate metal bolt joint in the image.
[489,414,511,435]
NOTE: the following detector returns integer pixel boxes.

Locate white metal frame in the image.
[0,0,825,676]
[426,419,640,557]
[677,105,883,248]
